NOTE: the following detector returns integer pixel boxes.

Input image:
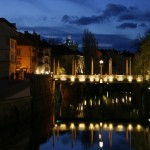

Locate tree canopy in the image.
[133,30,150,75]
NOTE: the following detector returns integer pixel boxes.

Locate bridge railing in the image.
[53,74,150,83]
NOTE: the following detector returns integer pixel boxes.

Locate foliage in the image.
[133,30,150,75]
[82,29,99,74]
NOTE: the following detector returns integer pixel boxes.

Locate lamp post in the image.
[99,60,104,78]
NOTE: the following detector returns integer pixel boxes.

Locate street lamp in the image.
[99,60,104,77]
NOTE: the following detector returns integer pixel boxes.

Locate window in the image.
[17,49,21,56]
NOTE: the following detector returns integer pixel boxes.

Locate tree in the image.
[82,29,98,74]
[133,30,150,75]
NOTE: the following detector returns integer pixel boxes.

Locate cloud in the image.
[139,23,147,27]
[61,3,150,26]
[116,23,137,29]
[118,14,137,21]
[102,3,129,18]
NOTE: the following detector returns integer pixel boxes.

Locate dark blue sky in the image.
[1,0,150,51]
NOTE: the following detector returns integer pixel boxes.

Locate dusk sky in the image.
[1,0,150,51]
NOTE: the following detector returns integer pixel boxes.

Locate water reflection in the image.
[58,83,150,123]
[40,123,150,150]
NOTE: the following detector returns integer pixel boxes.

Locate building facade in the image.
[0,18,18,79]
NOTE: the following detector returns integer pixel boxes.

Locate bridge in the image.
[53,74,150,83]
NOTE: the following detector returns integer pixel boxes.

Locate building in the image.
[63,35,78,51]
[0,18,18,79]
[16,32,39,79]
[51,45,83,75]
[36,40,51,74]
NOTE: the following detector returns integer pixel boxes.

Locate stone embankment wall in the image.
[29,75,54,122]
[0,96,32,128]
[0,75,55,128]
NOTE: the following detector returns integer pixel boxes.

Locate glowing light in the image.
[41,70,44,74]
[60,75,67,81]
[108,75,113,82]
[99,141,103,148]
[36,69,39,74]
[107,91,109,97]
[89,76,94,82]
[109,123,113,130]
[116,124,124,131]
[103,123,107,129]
[95,124,99,129]
[100,122,103,127]
[60,124,67,130]
[100,79,103,83]
[70,76,75,82]
[136,76,143,82]
[116,98,118,103]
[103,75,108,82]
[78,123,85,130]
[70,123,75,129]
[90,99,92,106]
[78,76,85,82]
[127,75,133,82]
[84,100,87,106]
[89,123,94,130]
[116,75,124,81]
[136,124,142,131]
[127,124,133,131]
[95,75,99,82]
[98,99,100,105]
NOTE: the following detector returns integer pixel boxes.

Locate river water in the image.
[0,82,150,150]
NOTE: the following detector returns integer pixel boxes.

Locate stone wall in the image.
[0,96,32,127]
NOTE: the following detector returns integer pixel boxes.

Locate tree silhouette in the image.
[82,29,99,74]
[133,30,150,75]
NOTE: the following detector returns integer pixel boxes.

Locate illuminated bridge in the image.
[53,74,150,83]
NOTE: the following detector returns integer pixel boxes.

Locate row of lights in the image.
[54,123,144,131]
[54,75,146,83]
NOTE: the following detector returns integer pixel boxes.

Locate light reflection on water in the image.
[40,123,150,150]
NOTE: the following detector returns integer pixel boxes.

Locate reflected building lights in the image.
[52,123,147,149]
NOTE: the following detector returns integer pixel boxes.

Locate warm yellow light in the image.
[60,124,67,130]
[89,76,94,82]
[89,123,94,130]
[127,124,133,131]
[100,79,103,83]
[127,75,133,82]
[70,123,75,129]
[36,69,39,74]
[84,100,87,106]
[95,75,99,82]
[116,124,124,131]
[78,123,86,130]
[103,123,107,129]
[100,122,103,127]
[109,123,113,130]
[136,124,142,131]
[70,76,75,82]
[116,75,124,81]
[136,76,143,82]
[78,76,85,82]
[60,75,67,81]
[95,124,99,129]
[109,75,113,82]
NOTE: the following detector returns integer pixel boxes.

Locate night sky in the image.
[1,0,150,51]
